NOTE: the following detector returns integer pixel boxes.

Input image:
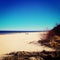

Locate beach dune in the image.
[0,32,54,55]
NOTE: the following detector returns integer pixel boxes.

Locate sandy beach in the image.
[0,32,54,55]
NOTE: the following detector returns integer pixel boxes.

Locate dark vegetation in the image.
[38,24,60,49]
[2,51,60,60]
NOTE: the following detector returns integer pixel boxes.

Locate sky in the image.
[0,0,60,30]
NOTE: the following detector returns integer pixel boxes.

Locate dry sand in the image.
[0,32,54,55]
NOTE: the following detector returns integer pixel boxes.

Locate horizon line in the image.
[0,30,49,34]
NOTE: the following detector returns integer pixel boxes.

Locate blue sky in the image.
[0,0,60,30]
